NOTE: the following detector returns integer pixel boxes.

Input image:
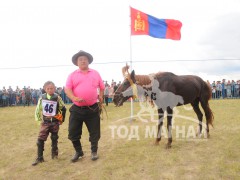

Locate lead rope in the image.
[87,102,108,120]
[99,102,108,120]
[127,76,138,100]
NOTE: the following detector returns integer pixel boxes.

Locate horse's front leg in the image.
[155,109,164,145]
[166,107,173,149]
[206,123,210,138]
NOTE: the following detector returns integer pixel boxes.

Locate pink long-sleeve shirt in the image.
[65,68,105,106]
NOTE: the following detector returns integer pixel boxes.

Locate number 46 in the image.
[44,104,54,113]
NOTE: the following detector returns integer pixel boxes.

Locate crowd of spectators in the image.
[103,80,121,103]
[1,78,239,107]
[208,79,240,99]
[0,86,71,107]
[0,79,120,108]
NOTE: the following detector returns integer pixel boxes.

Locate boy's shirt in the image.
[35,93,65,122]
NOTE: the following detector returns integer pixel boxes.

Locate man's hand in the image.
[98,96,103,104]
[72,96,85,103]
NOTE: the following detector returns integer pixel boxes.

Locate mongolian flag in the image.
[130,7,182,40]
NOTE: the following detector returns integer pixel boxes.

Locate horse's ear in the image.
[130,70,136,82]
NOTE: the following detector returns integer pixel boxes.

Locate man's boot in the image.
[91,141,98,161]
[32,139,44,166]
[71,140,84,163]
[51,140,58,159]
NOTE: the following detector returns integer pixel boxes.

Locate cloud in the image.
[198,13,240,58]
[177,12,240,80]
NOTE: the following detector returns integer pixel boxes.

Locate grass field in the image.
[0,99,240,180]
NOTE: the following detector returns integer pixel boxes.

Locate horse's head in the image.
[113,65,137,107]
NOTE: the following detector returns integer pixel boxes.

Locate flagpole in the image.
[129,6,134,122]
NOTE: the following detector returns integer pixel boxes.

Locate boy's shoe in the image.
[32,157,44,166]
[71,151,84,163]
[91,152,98,161]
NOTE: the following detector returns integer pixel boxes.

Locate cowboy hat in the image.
[72,50,93,66]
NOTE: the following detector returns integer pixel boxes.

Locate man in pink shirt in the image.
[65,50,104,162]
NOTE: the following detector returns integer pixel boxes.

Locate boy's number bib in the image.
[42,99,57,116]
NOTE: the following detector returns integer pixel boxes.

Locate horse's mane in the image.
[135,74,154,86]
[134,71,177,86]
[122,65,154,86]
[155,71,176,77]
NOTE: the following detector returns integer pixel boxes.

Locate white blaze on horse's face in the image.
[120,79,131,92]
[113,78,132,106]
[122,86,133,97]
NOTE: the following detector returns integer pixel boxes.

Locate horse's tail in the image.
[201,81,214,127]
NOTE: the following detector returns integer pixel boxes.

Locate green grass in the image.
[0,99,240,179]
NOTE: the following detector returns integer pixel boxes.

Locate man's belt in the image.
[74,103,98,109]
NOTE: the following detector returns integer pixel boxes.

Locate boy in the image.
[32,81,66,166]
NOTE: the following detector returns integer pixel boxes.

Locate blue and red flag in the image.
[130,7,182,40]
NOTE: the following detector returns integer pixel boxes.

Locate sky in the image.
[0,0,240,89]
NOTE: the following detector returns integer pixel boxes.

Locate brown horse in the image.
[113,65,214,148]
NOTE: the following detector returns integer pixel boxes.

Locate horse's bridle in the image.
[126,75,138,100]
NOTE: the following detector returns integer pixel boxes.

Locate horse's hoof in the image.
[165,144,171,149]
[154,141,159,146]
[196,132,202,138]
[207,133,210,138]
[199,133,203,138]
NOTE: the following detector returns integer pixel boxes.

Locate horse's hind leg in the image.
[155,109,164,145]
[191,99,203,137]
[200,100,213,138]
[166,107,173,149]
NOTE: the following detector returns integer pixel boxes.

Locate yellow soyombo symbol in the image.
[134,12,145,32]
